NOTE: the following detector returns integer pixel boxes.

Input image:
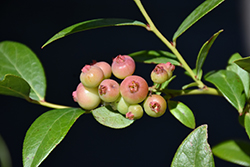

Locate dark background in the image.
[0,0,249,167]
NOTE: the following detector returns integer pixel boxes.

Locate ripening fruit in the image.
[72,83,101,110]
[143,94,167,117]
[80,65,104,88]
[98,79,120,102]
[94,61,112,79]
[120,75,148,104]
[157,62,175,79]
[114,96,130,115]
[150,65,169,84]
[126,104,144,120]
[111,55,135,79]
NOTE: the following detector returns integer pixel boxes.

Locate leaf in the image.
[129,50,181,66]
[205,70,245,113]
[172,0,224,41]
[245,113,250,140]
[92,106,134,129]
[0,41,46,101]
[227,53,250,98]
[0,74,30,100]
[160,75,176,90]
[212,140,250,166]
[168,101,196,129]
[23,108,85,167]
[196,30,223,77]
[171,124,214,167]
[42,18,146,48]
[227,52,242,64]
[234,56,250,73]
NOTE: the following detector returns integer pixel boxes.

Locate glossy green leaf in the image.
[196,30,223,77]
[42,18,146,48]
[0,74,30,100]
[160,75,176,90]
[168,101,196,129]
[227,53,250,98]
[205,70,245,113]
[212,140,250,166]
[245,113,250,139]
[173,0,224,41]
[23,108,85,167]
[92,106,134,129]
[0,41,46,101]
[227,52,242,64]
[171,125,214,167]
[129,50,181,66]
[234,56,250,73]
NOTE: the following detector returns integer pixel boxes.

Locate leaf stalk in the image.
[134,0,205,88]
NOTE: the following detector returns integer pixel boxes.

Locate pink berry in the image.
[98,79,120,102]
[150,65,169,84]
[80,65,104,88]
[158,62,175,78]
[72,83,101,110]
[143,94,167,117]
[111,55,135,79]
[94,61,112,79]
[126,104,144,120]
[120,75,148,104]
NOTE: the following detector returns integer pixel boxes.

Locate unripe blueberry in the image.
[98,79,120,102]
[143,94,167,117]
[150,65,169,84]
[72,83,101,110]
[126,104,143,120]
[158,62,175,79]
[111,55,135,79]
[114,96,130,115]
[94,61,112,79]
[80,65,104,88]
[120,75,148,104]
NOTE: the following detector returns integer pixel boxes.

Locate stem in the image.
[162,87,222,98]
[30,100,72,109]
[134,0,205,88]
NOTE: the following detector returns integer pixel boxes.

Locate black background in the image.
[0,0,249,167]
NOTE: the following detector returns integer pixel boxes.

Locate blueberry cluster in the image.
[72,55,175,120]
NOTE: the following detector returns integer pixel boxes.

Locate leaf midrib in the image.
[0,44,43,100]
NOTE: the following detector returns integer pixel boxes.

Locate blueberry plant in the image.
[1,0,250,166]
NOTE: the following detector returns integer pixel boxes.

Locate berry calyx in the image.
[94,61,112,79]
[80,65,104,88]
[72,83,101,110]
[120,75,148,104]
[111,55,135,79]
[98,79,120,102]
[143,94,167,117]
[150,65,169,84]
[126,104,144,120]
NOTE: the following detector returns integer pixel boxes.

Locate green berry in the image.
[150,65,169,84]
[126,104,144,120]
[114,96,130,115]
